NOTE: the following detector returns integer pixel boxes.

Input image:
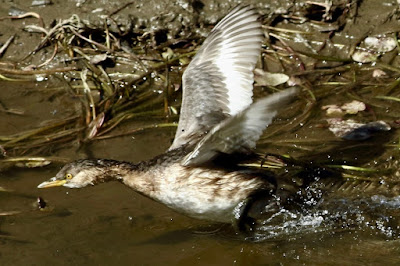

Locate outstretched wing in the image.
[181,88,298,166]
[169,6,263,150]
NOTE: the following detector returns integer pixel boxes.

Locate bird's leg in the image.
[232,190,277,233]
[232,197,257,233]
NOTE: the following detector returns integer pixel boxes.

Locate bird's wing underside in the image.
[182,88,298,166]
[169,6,263,150]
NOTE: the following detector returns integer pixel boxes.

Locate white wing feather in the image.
[169,6,263,150]
[182,88,298,166]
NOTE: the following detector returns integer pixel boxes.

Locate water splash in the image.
[250,194,400,242]
[370,195,400,208]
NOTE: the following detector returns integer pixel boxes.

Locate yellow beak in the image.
[37,179,67,188]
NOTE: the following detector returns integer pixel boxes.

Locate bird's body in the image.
[47,148,276,225]
[38,5,298,230]
[132,159,268,223]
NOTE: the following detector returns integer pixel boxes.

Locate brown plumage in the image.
[38,5,298,231]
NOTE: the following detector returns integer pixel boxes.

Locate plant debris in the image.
[322,100,366,117]
[326,119,391,140]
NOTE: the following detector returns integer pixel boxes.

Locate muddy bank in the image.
[2,0,399,64]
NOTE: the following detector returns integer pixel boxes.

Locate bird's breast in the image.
[148,163,267,223]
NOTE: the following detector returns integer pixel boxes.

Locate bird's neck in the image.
[90,148,189,200]
[92,155,176,198]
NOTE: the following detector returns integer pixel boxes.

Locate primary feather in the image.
[170,6,264,150]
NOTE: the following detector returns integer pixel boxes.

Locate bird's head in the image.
[37,160,106,189]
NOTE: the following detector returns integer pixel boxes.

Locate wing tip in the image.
[171,5,264,151]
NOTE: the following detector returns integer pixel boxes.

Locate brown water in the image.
[1,0,400,264]
[1,79,400,265]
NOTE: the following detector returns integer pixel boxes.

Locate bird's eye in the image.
[65,173,73,179]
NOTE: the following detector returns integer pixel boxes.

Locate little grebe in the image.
[38,5,298,231]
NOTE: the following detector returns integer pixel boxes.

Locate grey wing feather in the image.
[169,6,263,150]
[182,88,298,166]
